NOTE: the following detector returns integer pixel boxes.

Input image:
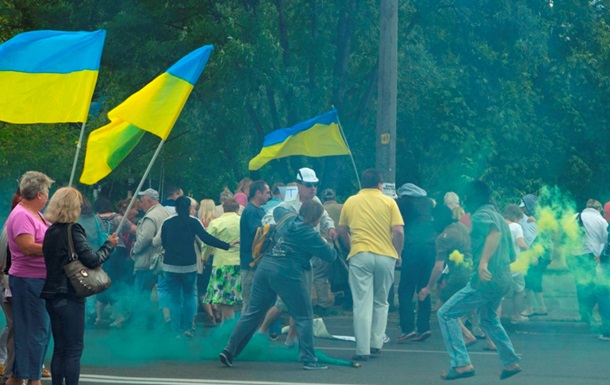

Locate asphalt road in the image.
[67,314,610,385]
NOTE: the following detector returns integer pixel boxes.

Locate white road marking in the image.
[79,375,355,385]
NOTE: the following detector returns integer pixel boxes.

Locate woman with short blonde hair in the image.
[42,187,117,385]
[45,188,82,224]
[5,171,53,385]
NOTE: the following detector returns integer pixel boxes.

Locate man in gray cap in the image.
[132,188,173,294]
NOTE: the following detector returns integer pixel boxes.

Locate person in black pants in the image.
[41,187,118,385]
[396,183,437,342]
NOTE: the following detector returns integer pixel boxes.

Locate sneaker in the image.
[599,334,610,341]
[303,362,328,370]
[219,351,233,367]
[370,348,381,355]
[184,330,194,339]
[383,334,390,343]
[412,330,432,342]
[268,332,279,341]
[510,315,529,324]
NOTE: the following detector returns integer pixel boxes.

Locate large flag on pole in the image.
[0,30,106,124]
[248,109,350,171]
[79,45,214,185]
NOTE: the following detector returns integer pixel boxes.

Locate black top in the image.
[161,215,229,267]
[397,195,437,245]
[239,202,265,270]
[41,223,115,299]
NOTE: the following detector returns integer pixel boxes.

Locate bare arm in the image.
[516,236,528,251]
[391,225,404,266]
[419,260,445,301]
[337,226,351,253]
[14,234,43,256]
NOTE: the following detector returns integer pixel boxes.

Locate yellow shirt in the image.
[339,188,404,259]
[205,212,241,266]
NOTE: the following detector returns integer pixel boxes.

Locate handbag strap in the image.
[67,223,78,261]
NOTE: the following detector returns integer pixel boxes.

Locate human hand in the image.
[418,287,430,302]
[230,240,240,248]
[478,263,492,282]
[328,228,338,241]
[107,233,119,248]
[395,257,402,268]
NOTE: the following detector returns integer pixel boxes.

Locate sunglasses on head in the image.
[301,182,318,188]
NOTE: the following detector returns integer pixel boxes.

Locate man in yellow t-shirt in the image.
[337,169,404,361]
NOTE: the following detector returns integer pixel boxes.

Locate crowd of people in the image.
[1,167,609,382]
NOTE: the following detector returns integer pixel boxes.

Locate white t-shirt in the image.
[508,222,525,256]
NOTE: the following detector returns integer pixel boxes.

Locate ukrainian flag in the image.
[80,45,214,185]
[0,30,105,124]
[248,109,350,171]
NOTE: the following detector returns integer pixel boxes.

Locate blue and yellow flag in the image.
[80,45,214,185]
[0,30,106,124]
[248,109,350,171]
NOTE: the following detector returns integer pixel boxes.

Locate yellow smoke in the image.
[511,244,544,274]
[449,250,464,265]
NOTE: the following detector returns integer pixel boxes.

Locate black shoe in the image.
[219,350,233,367]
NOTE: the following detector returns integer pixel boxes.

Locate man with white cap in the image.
[132,188,173,294]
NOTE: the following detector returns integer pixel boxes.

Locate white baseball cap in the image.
[296,167,319,183]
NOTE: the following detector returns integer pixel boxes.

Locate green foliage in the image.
[2,0,610,213]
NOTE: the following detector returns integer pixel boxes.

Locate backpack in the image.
[250,212,297,267]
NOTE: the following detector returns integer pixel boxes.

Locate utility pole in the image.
[376,0,398,196]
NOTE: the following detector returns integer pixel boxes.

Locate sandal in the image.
[397,331,417,343]
[500,366,522,380]
[413,330,432,342]
[441,367,476,380]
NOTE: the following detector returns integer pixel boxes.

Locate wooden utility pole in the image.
[375,0,398,194]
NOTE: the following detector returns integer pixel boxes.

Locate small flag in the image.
[79,45,214,185]
[0,30,106,123]
[248,109,350,171]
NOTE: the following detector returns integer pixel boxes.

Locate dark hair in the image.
[248,180,268,200]
[222,197,240,213]
[166,185,182,198]
[271,182,285,196]
[361,169,383,189]
[503,204,523,222]
[10,187,21,211]
[175,196,191,222]
[81,197,93,216]
[433,204,454,234]
[299,200,324,225]
[93,197,115,214]
[462,180,493,212]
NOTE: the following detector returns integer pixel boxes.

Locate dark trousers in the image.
[45,295,85,385]
[398,243,435,334]
[568,253,598,324]
[224,261,317,363]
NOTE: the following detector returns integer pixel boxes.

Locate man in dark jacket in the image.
[220,202,336,370]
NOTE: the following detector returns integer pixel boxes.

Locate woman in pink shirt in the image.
[6,171,53,385]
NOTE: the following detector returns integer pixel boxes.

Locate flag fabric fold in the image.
[79,45,214,185]
[0,30,106,123]
[248,109,350,171]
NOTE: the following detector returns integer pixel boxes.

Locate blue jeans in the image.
[437,283,520,368]
[45,295,85,385]
[9,276,50,380]
[164,272,197,333]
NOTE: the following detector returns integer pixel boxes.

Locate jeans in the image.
[45,295,85,385]
[9,276,50,380]
[240,269,255,313]
[568,253,598,324]
[224,260,317,364]
[437,283,520,368]
[164,272,197,333]
[595,264,610,336]
[348,252,396,356]
[156,274,171,310]
[398,242,435,334]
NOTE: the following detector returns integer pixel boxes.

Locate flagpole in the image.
[335,111,361,190]
[68,122,87,187]
[115,139,166,236]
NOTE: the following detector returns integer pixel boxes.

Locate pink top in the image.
[234,192,248,207]
[6,204,49,279]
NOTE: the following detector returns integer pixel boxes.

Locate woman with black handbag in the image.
[41,187,117,385]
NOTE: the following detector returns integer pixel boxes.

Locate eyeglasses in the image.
[301,182,318,188]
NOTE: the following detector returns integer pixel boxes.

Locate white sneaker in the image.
[599,334,610,341]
